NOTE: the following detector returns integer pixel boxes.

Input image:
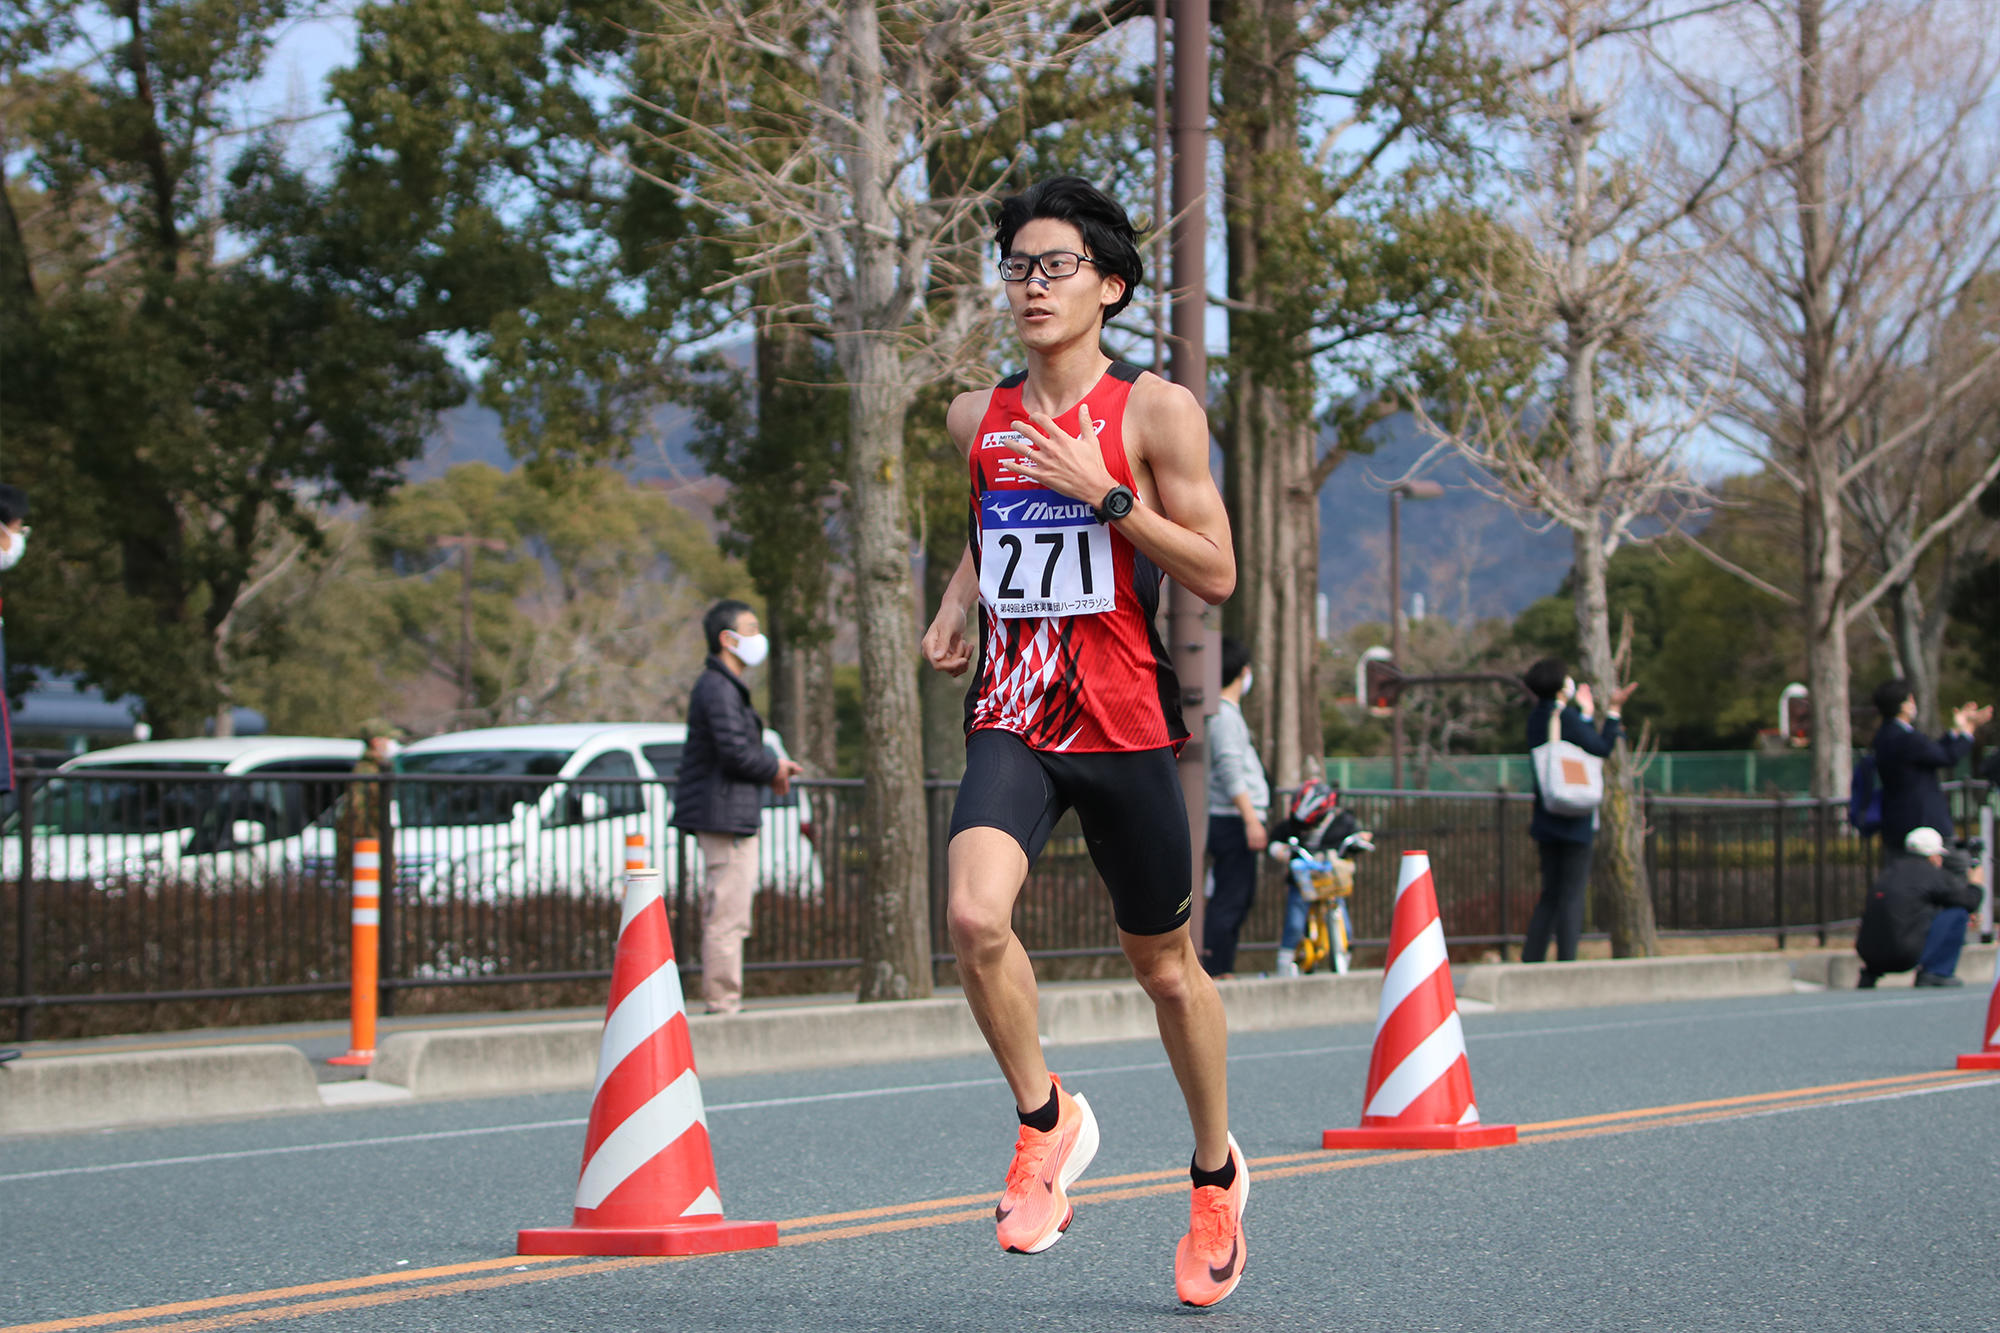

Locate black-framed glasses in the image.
[998,251,1098,283]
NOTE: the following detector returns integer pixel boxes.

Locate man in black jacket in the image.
[1869,678,1989,854]
[675,600,801,1014]
[1856,826,1984,988]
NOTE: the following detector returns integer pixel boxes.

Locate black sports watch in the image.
[1094,484,1136,524]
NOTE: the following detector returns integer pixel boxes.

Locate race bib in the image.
[978,488,1115,619]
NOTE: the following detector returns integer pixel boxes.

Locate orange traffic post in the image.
[328,838,380,1067]
[624,832,649,875]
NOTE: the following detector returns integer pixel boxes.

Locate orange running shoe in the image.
[1174,1133,1248,1307]
[993,1075,1099,1254]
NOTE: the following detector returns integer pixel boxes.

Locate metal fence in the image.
[3,768,1990,1039]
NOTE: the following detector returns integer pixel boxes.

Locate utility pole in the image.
[434,536,507,725]
[1387,480,1442,788]
[1169,0,1216,946]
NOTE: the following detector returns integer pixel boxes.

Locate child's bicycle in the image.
[1266,780,1374,975]
[1276,827,1374,974]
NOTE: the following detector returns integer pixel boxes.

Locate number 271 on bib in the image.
[978,489,1116,619]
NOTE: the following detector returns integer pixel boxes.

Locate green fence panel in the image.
[1326,749,1818,795]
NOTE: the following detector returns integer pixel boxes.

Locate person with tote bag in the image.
[1521,657,1632,962]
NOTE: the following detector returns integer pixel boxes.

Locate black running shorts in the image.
[948,727,1193,936]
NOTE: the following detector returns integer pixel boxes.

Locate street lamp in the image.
[1388,479,1444,789]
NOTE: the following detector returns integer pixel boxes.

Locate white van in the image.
[2,736,364,885]
[356,722,819,901]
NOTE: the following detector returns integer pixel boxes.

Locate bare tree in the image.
[1416,0,1730,956]
[1216,0,1505,794]
[1846,276,2000,727]
[1660,0,2000,797]
[628,0,1119,1000]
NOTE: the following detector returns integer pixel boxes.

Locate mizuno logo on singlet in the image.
[990,499,1028,521]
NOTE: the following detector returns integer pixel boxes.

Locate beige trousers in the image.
[696,831,760,1014]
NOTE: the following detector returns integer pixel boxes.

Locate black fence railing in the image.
[3,770,1990,1040]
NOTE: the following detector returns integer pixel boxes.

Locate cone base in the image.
[517,1218,779,1257]
[1955,1052,2000,1071]
[1323,1123,1518,1151]
[325,1051,374,1066]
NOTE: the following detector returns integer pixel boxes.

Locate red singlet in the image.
[963,362,1187,754]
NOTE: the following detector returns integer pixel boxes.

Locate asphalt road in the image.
[5,986,1998,1332]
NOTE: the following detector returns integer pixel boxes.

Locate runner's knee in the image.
[1124,933,1202,1004]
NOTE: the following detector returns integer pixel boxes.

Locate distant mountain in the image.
[407,389,1582,629]
[1318,412,1575,631]
[408,401,708,485]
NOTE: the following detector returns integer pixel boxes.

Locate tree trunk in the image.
[1803,476,1854,799]
[919,538,969,781]
[1573,526,1660,957]
[1887,575,1936,730]
[842,345,932,1001]
[1794,0,1855,802]
[1218,0,1317,791]
[1557,79,1657,959]
[836,0,931,1001]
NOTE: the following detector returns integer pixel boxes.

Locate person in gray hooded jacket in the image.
[674,599,800,1013]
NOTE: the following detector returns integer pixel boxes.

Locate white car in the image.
[331,722,820,901]
[1,736,364,885]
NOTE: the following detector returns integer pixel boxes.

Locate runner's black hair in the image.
[994,177,1143,324]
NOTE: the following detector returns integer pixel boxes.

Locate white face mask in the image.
[1240,669,1253,698]
[729,631,769,668]
[0,528,26,571]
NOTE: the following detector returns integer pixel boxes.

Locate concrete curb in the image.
[9,946,1998,1130]
[362,976,1395,1100]
[0,1045,321,1136]
[1454,954,1799,1011]
[1787,943,1996,991]
[370,1021,601,1099]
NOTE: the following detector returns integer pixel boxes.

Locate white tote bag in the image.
[1531,707,1603,817]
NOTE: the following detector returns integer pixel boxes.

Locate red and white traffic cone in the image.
[517,867,776,1256]
[1956,967,2000,1071]
[624,832,648,875]
[1322,851,1517,1151]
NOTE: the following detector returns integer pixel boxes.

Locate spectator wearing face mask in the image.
[1203,636,1269,977]
[0,484,29,796]
[1521,656,1632,963]
[673,599,801,1014]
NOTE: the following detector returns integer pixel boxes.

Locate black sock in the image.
[1191,1151,1237,1191]
[1017,1083,1060,1133]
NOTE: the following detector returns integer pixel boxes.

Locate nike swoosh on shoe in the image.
[1208,1236,1241,1283]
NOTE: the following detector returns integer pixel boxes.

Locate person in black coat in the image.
[1867,678,1989,854]
[674,599,801,1014]
[1521,657,1631,963]
[1856,826,1984,987]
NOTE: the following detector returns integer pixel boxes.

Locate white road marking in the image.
[0,993,1979,1185]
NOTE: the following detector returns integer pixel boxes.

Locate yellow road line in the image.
[9,1069,1991,1333]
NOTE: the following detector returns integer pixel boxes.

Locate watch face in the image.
[1105,487,1134,518]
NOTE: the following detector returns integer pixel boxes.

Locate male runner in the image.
[919,176,1245,1307]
